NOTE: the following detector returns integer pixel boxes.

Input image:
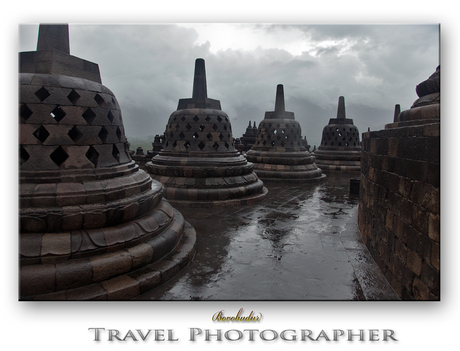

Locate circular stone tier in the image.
[245,85,325,182]
[146,59,267,207]
[314,96,361,171]
[19,26,195,300]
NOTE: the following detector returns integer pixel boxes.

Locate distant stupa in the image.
[146,58,268,207]
[314,96,361,171]
[19,24,196,300]
[245,84,325,182]
[240,121,258,152]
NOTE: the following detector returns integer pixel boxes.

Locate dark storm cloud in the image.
[19,24,439,147]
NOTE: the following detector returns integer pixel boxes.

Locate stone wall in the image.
[358,122,440,300]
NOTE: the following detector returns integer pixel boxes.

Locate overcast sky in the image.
[18,23,439,148]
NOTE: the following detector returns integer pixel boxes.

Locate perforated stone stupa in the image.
[19,24,196,300]
[240,121,258,152]
[245,84,325,182]
[314,96,361,171]
[146,58,267,207]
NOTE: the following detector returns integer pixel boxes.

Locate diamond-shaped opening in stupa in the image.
[94,93,104,107]
[32,125,50,143]
[98,126,109,143]
[68,125,83,143]
[50,146,69,167]
[112,144,120,162]
[20,146,30,165]
[67,89,81,105]
[35,86,50,102]
[82,108,97,125]
[50,106,66,122]
[116,127,122,141]
[20,104,33,121]
[86,145,99,167]
[107,111,115,124]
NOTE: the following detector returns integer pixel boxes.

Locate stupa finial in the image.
[20,23,101,83]
[192,58,208,101]
[275,84,286,112]
[393,104,401,122]
[37,24,70,54]
[337,96,346,119]
[177,58,220,110]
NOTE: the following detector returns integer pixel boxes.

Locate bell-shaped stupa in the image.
[245,85,325,182]
[388,66,440,128]
[146,58,267,207]
[314,96,361,171]
[19,24,196,300]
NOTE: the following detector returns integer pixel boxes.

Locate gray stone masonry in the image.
[358,67,440,300]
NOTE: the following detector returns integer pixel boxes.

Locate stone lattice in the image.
[245,84,325,182]
[314,96,361,171]
[146,58,268,207]
[19,24,196,300]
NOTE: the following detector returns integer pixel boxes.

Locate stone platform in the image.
[136,172,399,301]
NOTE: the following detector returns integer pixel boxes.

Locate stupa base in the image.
[158,185,269,208]
[255,172,327,183]
[313,149,361,172]
[251,162,326,183]
[314,161,361,172]
[20,206,196,301]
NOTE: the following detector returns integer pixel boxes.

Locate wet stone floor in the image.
[137,172,399,301]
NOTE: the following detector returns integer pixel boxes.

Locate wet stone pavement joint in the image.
[136,172,399,300]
